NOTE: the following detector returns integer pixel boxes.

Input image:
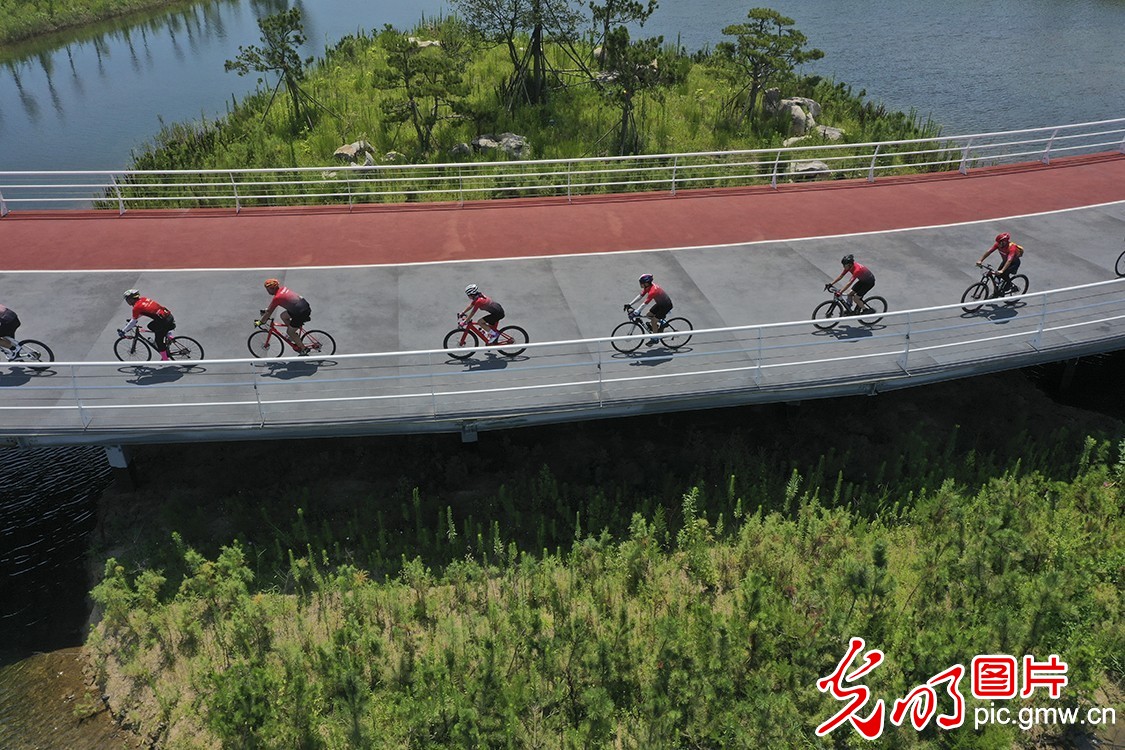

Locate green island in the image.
[9,3,1116,748]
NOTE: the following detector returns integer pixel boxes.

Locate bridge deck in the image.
[2,154,1124,445]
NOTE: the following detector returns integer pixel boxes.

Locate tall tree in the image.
[711,8,824,128]
[374,25,471,157]
[600,27,684,155]
[453,0,580,107]
[585,0,658,50]
[224,8,313,130]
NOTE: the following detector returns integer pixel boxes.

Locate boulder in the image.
[333,140,375,166]
[383,151,407,164]
[783,125,846,147]
[408,37,442,49]
[472,132,531,160]
[450,142,472,159]
[789,159,831,180]
[763,89,823,136]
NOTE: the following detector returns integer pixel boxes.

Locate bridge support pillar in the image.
[104,445,137,489]
[1058,358,1079,394]
[461,425,479,444]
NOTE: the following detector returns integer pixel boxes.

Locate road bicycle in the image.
[812,284,888,330]
[960,263,1029,312]
[3,338,54,370]
[443,314,528,360]
[248,312,337,358]
[611,307,693,353]
[114,327,204,361]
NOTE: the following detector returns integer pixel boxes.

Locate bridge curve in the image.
[1,153,1124,446]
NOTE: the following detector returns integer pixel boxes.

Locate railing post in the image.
[670,155,678,196]
[596,344,604,406]
[867,144,882,182]
[346,169,354,209]
[1041,128,1058,164]
[958,138,974,175]
[230,173,241,214]
[0,188,7,217]
[70,365,90,428]
[1118,131,1125,154]
[897,311,912,372]
[567,161,573,203]
[251,365,265,426]
[754,326,763,385]
[1030,292,1048,350]
[459,166,465,207]
[110,174,125,215]
[770,150,782,189]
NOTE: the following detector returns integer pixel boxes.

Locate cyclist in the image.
[259,278,313,354]
[626,273,673,345]
[826,254,876,314]
[119,289,176,361]
[460,284,505,343]
[0,302,22,360]
[977,232,1024,292]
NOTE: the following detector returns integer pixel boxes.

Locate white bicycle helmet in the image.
[465,284,480,297]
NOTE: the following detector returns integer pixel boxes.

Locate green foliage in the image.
[0,0,192,45]
[88,425,1124,748]
[224,8,314,132]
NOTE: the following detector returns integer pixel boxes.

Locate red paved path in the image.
[2,154,1123,271]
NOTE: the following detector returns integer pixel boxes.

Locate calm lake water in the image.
[1,0,1123,172]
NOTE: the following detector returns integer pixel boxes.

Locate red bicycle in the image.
[443,314,528,360]
[248,311,336,358]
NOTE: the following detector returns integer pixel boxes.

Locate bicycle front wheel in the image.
[961,282,990,312]
[247,329,284,358]
[16,339,54,366]
[812,300,841,330]
[114,335,153,361]
[1003,274,1029,304]
[443,328,480,360]
[858,296,887,326]
[611,320,646,353]
[167,336,204,361]
[498,325,528,357]
[660,317,693,349]
[301,329,336,356]
[1116,250,1125,278]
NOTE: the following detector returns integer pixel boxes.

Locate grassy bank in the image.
[0,0,202,46]
[86,371,1124,748]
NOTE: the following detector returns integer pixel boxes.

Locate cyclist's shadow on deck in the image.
[256,359,338,380]
[450,352,528,371]
[812,323,882,341]
[959,302,1024,323]
[122,363,202,385]
[0,366,58,387]
[620,344,690,366]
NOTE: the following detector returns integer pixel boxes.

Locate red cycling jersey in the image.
[469,294,498,311]
[991,241,1024,261]
[643,283,670,305]
[264,286,303,316]
[130,297,172,320]
[846,262,873,280]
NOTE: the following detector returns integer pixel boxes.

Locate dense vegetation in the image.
[129,11,939,174]
[86,374,1124,749]
[0,0,198,45]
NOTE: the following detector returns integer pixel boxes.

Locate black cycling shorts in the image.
[649,301,673,320]
[285,299,312,328]
[0,309,19,338]
[852,276,875,298]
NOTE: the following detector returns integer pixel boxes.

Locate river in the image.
[1,0,1123,173]
[1,1,1124,746]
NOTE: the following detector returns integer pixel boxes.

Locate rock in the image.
[783,126,846,147]
[383,151,407,164]
[450,142,472,158]
[790,159,831,180]
[408,37,442,49]
[333,140,375,166]
[471,132,531,159]
[763,90,823,136]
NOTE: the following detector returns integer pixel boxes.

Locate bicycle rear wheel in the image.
[858,296,887,326]
[443,328,480,360]
[247,330,283,358]
[611,320,646,353]
[961,282,990,312]
[16,339,54,363]
[114,335,153,361]
[1002,274,1029,304]
[1116,250,1125,277]
[167,335,204,361]
[301,329,336,356]
[497,325,528,357]
[660,317,693,349]
[812,300,841,330]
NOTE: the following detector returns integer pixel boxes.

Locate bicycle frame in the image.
[459,318,513,345]
[258,318,308,351]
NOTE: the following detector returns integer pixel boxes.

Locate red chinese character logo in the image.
[890,664,965,730]
[972,655,1018,699]
[816,637,886,739]
[1021,654,1068,699]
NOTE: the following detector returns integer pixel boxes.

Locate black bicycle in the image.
[812,284,888,330]
[114,327,204,362]
[611,307,693,353]
[960,263,1029,312]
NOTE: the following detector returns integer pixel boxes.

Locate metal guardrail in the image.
[3,278,1124,444]
[1,119,1123,215]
